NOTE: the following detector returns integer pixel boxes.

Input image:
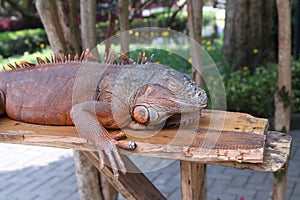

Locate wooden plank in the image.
[206,131,292,172]
[0,110,268,163]
[82,152,166,200]
[0,130,289,172]
[0,110,290,172]
[180,161,206,200]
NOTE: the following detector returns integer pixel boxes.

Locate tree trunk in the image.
[186,1,206,199]
[187,0,204,86]
[105,2,117,55]
[56,0,82,54]
[117,0,130,54]
[222,0,275,70]
[74,151,103,200]
[273,0,292,200]
[80,0,96,50]
[36,1,114,200]
[35,0,67,54]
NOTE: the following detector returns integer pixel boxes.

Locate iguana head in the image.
[128,65,207,128]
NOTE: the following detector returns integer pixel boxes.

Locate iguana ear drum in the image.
[133,105,149,124]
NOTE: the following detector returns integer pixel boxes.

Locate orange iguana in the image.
[0,50,207,177]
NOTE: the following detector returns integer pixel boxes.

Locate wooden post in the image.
[186,1,206,199]
[180,161,206,200]
[83,152,166,200]
[273,0,292,200]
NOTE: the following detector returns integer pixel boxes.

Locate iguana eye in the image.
[133,105,149,124]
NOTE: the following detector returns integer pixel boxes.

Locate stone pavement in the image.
[0,130,299,200]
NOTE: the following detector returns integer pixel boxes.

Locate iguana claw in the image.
[116,140,136,150]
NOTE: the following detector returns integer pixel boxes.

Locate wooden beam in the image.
[0,110,291,172]
[82,152,166,200]
[180,161,206,200]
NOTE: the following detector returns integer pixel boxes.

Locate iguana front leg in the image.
[70,101,136,177]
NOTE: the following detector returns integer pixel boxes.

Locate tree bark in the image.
[117,0,130,54]
[56,0,81,54]
[74,151,103,200]
[80,0,96,50]
[186,1,206,199]
[105,2,117,55]
[222,0,275,70]
[187,0,204,86]
[36,1,113,200]
[273,0,292,200]
[35,0,67,54]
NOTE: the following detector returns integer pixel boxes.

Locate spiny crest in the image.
[3,49,97,71]
[3,49,155,71]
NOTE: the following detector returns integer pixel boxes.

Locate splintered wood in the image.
[0,110,292,172]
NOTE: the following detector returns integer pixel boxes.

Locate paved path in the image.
[0,130,298,200]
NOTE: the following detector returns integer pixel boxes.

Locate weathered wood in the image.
[73,151,103,200]
[0,110,291,172]
[206,132,291,172]
[82,151,166,200]
[0,110,267,163]
[180,161,206,200]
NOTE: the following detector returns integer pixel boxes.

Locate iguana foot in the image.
[96,140,127,178]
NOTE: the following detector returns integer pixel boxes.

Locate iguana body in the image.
[0,51,207,177]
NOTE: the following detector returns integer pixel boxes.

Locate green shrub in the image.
[222,61,300,118]
[0,29,45,42]
[0,29,48,58]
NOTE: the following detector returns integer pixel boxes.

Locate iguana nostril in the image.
[133,105,149,124]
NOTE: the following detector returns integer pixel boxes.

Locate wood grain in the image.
[0,110,291,172]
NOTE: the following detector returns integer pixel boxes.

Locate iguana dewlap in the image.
[0,51,207,177]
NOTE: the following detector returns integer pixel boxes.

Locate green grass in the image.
[0,29,45,43]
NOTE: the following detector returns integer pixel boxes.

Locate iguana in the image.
[0,50,207,177]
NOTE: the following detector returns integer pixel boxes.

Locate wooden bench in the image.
[0,110,292,199]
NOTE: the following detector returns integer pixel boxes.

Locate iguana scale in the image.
[0,50,207,177]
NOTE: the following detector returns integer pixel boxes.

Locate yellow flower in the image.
[168,51,173,55]
[155,61,160,64]
[201,40,207,45]
[134,32,139,37]
[206,46,212,51]
[162,31,169,37]
[206,41,211,45]
[253,48,259,54]
[243,66,249,71]
[40,43,45,49]
[128,30,133,35]
[188,57,192,63]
